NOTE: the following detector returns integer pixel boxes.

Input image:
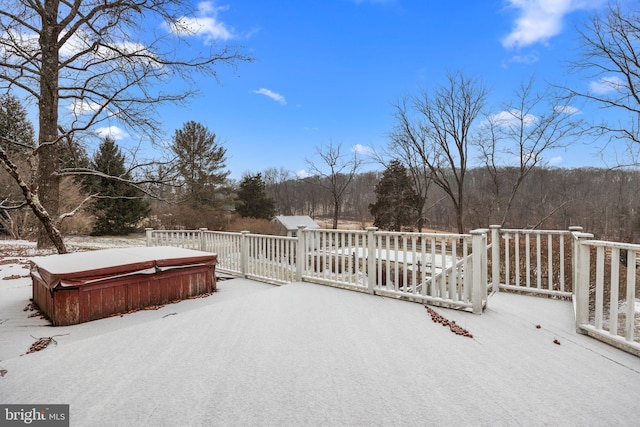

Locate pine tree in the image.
[0,93,35,157]
[85,138,150,235]
[369,160,420,231]
[236,173,276,219]
[0,94,36,237]
[170,121,231,208]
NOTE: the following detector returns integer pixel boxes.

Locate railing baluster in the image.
[610,247,620,337]
[411,236,418,294]
[559,234,565,293]
[595,246,605,329]
[440,238,447,298]
[449,238,457,300]
[547,234,553,291]
[625,249,636,342]
[536,233,542,289]
[504,234,510,288]
[515,233,520,287]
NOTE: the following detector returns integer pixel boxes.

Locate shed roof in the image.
[275,215,320,231]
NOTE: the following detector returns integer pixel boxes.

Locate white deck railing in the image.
[489,226,579,298]
[299,228,487,312]
[242,232,298,285]
[574,239,640,356]
[146,226,489,314]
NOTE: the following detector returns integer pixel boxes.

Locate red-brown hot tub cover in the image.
[31,247,217,325]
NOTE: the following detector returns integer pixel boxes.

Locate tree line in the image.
[262,165,640,242]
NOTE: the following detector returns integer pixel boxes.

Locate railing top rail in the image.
[374,230,473,239]
[581,239,640,251]
[245,233,297,242]
[202,230,242,237]
[148,229,201,233]
[499,228,572,235]
[306,228,367,235]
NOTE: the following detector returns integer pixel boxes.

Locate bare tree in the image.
[263,167,297,215]
[390,71,488,233]
[0,0,251,252]
[477,77,584,225]
[566,2,640,164]
[305,142,361,229]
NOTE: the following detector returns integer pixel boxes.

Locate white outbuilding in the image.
[274,215,321,237]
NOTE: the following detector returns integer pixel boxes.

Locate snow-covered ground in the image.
[2,238,640,426]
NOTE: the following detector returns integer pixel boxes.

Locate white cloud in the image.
[502,0,605,49]
[253,88,287,105]
[167,1,235,41]
[295,169,310,179]
[549,156,564,165]
[490,109,537,128]
[554,105,581,115]
[67,100,102,115]
[589,76,626,95]
[352,144,373,155]
[95,126,129,141]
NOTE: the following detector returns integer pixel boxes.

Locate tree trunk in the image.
[37,0,63,251]
[0,146,67,253]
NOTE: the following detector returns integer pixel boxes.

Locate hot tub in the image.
[30,246,217,326]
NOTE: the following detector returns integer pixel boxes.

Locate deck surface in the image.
[2,278,640,426]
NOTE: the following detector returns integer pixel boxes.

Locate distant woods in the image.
[262,166,640,243]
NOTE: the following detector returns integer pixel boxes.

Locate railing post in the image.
[490,225,501,293]
[366,227,378,294]
[296,225,307,281]
[573,231,592,332]
[568,226,584,293]
[199,228,208,251]
[145,228,153,247]
[471,229,488,314]
[240,230,250,278]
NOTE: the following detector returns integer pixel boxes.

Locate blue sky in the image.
[92,0,628,180]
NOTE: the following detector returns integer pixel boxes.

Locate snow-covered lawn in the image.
[2,238,640,426]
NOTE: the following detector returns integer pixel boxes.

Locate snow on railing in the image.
[575,239,640,356]
[490,226,578,298]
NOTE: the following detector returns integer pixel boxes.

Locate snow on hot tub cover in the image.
[31,246,217,288]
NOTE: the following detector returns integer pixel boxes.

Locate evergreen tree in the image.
[170,121,231,208]
[0,93,35,157]
[85,138,150,235]
[369,160,420,231]
[236,173,276,219]
[0,94,36,237]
